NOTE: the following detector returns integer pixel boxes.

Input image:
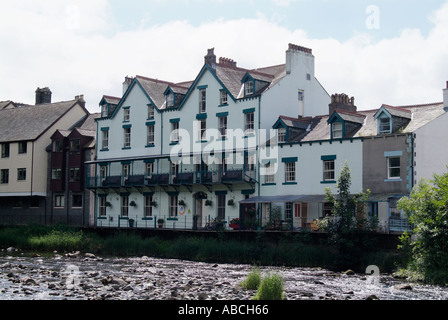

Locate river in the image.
[1,248,447,300]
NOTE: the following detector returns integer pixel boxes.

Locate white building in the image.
[87,44,331,229]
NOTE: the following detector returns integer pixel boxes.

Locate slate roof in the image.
[0,99,84,143]
[275,102,445,143]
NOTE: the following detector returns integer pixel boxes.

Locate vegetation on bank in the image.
[0,223,401,273]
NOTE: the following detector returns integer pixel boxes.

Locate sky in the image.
[1,0,447,113]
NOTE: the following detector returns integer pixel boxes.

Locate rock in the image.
[395,283,412,290]
[198,292,208,300]
[66,251,80,258]
[85,253,96,259]
[344,269,355,275]
[365,294,379,300]
[6,247,17,252]
[23,277,38,286]
[32,253,41,258]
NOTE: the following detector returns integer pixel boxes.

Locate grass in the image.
[252,273,285,300]
[240,268,262,290]
[0,224,403,273]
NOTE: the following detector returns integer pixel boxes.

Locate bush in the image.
[240,268,262,290]
[253,273,284,300]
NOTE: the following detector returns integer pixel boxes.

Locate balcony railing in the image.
[86,169,256,189]
[389,217,413,232]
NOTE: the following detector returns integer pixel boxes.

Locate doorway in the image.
[193,192,207,228]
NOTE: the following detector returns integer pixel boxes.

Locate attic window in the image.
[167,93,175,108]
[278,128,286,143]
[332,122,343,139]
[245,81,254,96]
[379,116,391,134]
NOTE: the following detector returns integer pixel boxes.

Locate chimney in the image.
[444,81,448,110]
[219,57,237,68]
[329,93,357,115]
[75,94,86,108]
[35,87,52,105]
[204,48,216,69]
[286,43,314,75]
[123,76,133,95]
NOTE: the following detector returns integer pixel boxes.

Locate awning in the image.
[239,195,327,204]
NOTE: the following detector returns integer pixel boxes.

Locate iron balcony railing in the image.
[86,169,256,189]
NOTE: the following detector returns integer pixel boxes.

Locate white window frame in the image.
[145,196,153,217]
[121,196,129,217]
[285,162,296,183]
[220,90,228,105]
[218,116,227,138]
[332,122,343,139]
[171,122,179,143]
[147,125,155,146]
[99,197,107,217]
[123,108,130,122]
[146,162,154,176]
[278,127,286,143]
[170,195,178,217]
[102,130,109,149]
[245,81,254,96]
[54,194,65,208]
[323,160,335,181]
[124,127,131,148]
[245,112,254,135]
[148,105,155,119]
[199,89,206,113]
[264,163,275,184]
[387,156,401,179]
[51,168,62,180]
[379,116,391,134]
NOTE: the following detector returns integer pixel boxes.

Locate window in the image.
[124,127,131,148]
[1,169,9,184]
[1,143,9,158]
[387,157,401,179]
[123,107,130,122]
[148,105,155,119]
[70,139,80,153]
[285,162,296,183]
[145,196,153,217]
[121,196,129,217]
[52,168,62,180]
[220,91,228,105]
[102,130,109,150]
[147,125,155,146]
[146,162,154,176]
[72,194,83,208]
[298,90,304,101]
[52,140,63,152]
[17,168,26,181]
[199,89,206,113]
[217,195,226,220]
[54,195,64,208]
[171,122,179,143]
[170,195,178,217]
[166,93,175,108]
[69,168,80,182]
[244,112,254,135]
[18,141,27,154]
[218,116,227,138]
[122,164,131,182]
[100,165,108,180]
[278,128,286,143]
[264,164,275,184]
[285,202,292,219]
[101,104,108,118]
[99,197,107,217]
[245,154,255,171]
[379,116,391,134]
[245,81,254,95]
[198,119,206,141]
[323,160,335,181]
[332,122,343,139]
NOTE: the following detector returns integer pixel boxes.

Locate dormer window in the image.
[379,116,391,134]
[101,104,108,118]
[245,81,254,96]
[278,128,287,143]
[167,93,175,108]
[148,105,155,119]
[332,122,343,139]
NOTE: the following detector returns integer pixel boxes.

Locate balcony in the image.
[86,168,256,191]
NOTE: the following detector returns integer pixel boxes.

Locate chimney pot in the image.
[35,87,52,105]
[204,48,217,69]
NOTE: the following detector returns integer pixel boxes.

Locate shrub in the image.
[240,268,262,290]
[253,273,284,300]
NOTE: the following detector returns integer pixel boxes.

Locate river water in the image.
[1,249,447,301]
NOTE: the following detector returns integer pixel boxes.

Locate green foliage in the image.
[398,173,448,285]
[240,268,262,290]
[253,273,284,300]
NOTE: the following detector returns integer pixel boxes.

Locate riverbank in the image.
[0,224,405,273]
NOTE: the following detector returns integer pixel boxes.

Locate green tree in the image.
[320,161,372,270]
[398,173,448,284]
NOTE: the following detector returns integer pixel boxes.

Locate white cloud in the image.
[0,1,447,114]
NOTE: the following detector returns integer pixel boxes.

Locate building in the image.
[86,44,331,229]
[255,83,448,234]
[48,112,100,226]
[0,88,90,225]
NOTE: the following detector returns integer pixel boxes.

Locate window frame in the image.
[17,168,26,181]
[170,195,178,217]
[244,112,254,135]
[1,169,9,184]
[121,196,129,217]
[332,122,343,139]
[147,124,155,146]
[284,162,296,183]
[387,156,401,179]
[123,127,131,148]
[102,129,109,150]
[199,89,206,113]
[323,159,336,182]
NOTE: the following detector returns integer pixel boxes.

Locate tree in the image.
[320,161,372,270]
[398,173,448,284]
